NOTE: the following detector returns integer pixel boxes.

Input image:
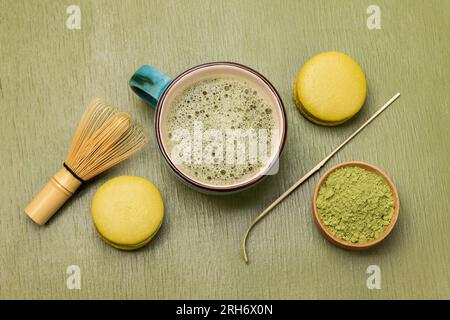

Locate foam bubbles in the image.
[164,77,278,186]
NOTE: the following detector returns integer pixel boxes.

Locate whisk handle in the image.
[129,65,172,108]
[25,166,82,225]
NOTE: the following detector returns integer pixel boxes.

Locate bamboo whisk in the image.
[25,98,149,225]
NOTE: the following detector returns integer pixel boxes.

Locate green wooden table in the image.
[1,0,449,299]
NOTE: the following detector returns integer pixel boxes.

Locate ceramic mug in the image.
[129,62,287,194]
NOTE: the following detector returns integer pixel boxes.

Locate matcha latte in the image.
[162,77,279,186]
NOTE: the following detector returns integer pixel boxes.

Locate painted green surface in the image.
[0,0,449,299]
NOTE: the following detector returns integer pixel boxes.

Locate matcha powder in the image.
[316,166,395,244]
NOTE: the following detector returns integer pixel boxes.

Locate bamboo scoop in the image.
[242,93,401,263]
[25,98,148,225]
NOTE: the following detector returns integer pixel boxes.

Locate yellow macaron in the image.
[293,51,367,125]
[91,176,164,250]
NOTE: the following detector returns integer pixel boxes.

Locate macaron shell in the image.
[95,227,160,250]
[91,176,164,249]
[293,76,350,126]
[294,51,367,125]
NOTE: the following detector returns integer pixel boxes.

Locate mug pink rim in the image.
[154,62,287,193]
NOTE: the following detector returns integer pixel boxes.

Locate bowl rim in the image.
[312,161,400,250]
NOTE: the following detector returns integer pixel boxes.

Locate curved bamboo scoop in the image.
[242,93,401,263]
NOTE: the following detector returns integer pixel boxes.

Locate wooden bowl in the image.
[312,161,399,250]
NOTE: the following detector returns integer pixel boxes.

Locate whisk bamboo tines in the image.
[25,98,149,225]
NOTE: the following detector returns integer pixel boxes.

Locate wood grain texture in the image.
[0,0,449,299]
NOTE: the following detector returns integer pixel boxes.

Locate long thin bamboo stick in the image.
[242,93,401,263]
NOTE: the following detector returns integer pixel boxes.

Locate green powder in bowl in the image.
[315,165,396,245]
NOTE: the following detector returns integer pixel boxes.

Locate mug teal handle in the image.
[129,65,172,108]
